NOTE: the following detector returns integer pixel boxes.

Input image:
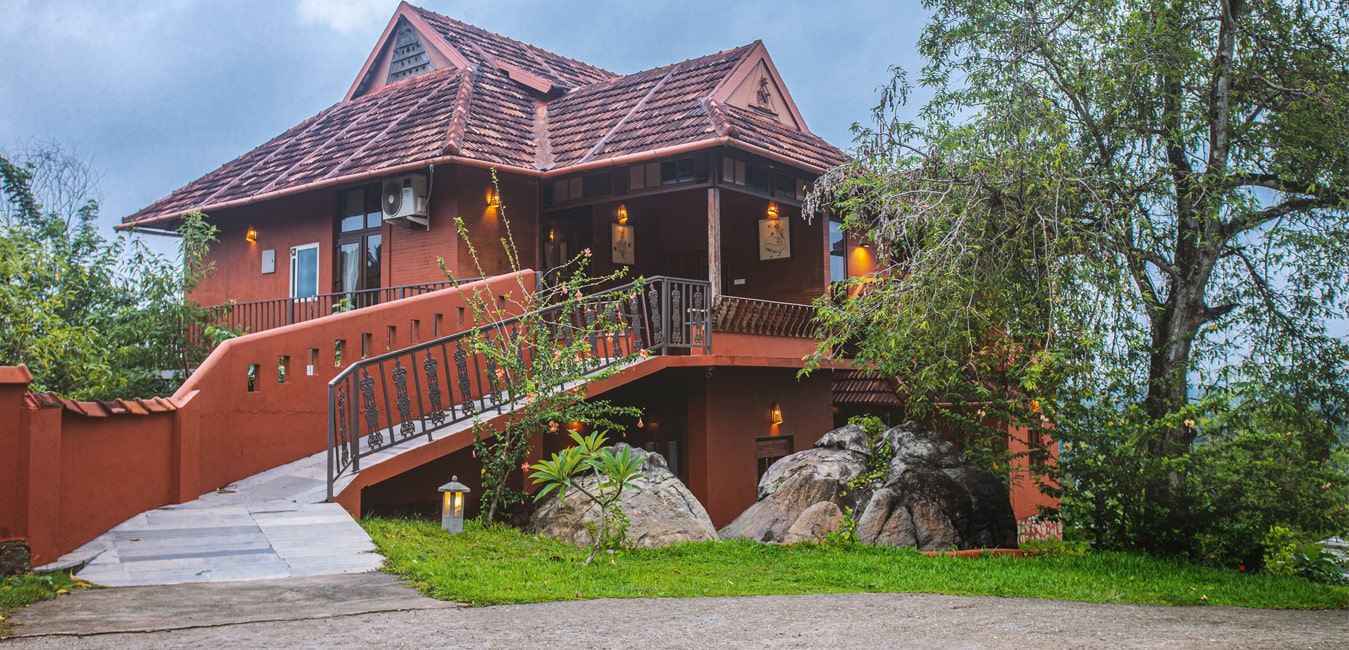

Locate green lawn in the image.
[0,571,84,638]
[361,518,1349,610]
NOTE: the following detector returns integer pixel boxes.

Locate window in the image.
[755,436,794,480]
[774,173,798,200]
[336,185,382,304]
[660,157,694,185]
[721,156,771,193]
[829,215,846,283]
[581,172,612,198]
[744,166,770,193]
[290,243,320,298]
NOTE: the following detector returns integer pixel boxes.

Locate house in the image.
[104,3,1052,535]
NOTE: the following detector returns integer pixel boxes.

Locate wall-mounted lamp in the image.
[486,187,501,207]
[548,227,556,242]
[617,204,629,224]
[770,402,783,425]
[766,202,779,219]
[245,226,258,244]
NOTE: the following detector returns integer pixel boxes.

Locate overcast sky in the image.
[0,0,928,241]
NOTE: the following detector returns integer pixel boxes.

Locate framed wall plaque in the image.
[611,223,635,265]
[759,218,790,260]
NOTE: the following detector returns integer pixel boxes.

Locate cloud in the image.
[296,0,393,35]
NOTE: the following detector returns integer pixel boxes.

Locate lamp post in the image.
[438,476,470,534]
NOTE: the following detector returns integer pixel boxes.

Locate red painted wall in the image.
[190,167,542,309]
[0,369,32,542]
[57,413,177,557]
[178,273,534,492]
[689,366,834,527]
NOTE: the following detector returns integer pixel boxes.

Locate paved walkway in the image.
[8,574,1348,649]
[43,449,385,587]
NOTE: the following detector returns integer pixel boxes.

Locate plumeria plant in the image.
[530,430,645,565]
[440,170,644,522]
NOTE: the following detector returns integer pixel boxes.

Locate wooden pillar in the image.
[707,187,721,301]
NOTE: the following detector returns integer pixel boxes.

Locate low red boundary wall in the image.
[0,273,533,565]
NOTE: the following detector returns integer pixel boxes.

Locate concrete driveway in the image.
[6,572,1346,649]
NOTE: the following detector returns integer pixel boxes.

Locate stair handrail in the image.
[325,276,711,500]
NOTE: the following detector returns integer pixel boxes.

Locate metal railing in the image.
[204,280,475,334]
[711,295,818,338]
[325,276,711,499]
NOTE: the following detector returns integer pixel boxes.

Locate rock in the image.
[725,421,1018,550]
[783,501,845,544]
[1,539,31,576]
[813,423,871,455]
[720,446,867,542]
[529,444,717,548]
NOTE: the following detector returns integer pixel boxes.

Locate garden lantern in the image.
[438,475,470,534]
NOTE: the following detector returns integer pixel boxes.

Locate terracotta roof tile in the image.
[833,370,904,407]
[123,8,847,227]
[22,391,180,416]
[720,104,849,171]
[412,7,612,89]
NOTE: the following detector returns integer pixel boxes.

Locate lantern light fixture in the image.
[438,475,471,534]
[767,202,779,219]
[245,226,258,244]
[486,187,501,207]
[617,204,629,224]
[770,402,783,425]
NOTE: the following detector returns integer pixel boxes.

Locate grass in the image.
[362,518,1349,610]
[0,571,85,638]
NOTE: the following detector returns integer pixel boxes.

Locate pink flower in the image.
[575,291,584,300]
[548,420,559,432]
[583,248,592,258]
[638,349,650,359]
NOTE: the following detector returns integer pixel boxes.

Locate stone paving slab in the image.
[42,448,386,587]
[7,573,456,638]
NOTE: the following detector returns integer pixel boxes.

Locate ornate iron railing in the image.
[711,295,817,338]
[326,276,711,500]
[204,280,474,334]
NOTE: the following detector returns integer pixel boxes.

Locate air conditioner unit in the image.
[381,174,429,227]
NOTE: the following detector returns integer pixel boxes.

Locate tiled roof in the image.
[546,45,753,167]
[123,5,848,227]
[832,370,904,407]
[411,6,612,90]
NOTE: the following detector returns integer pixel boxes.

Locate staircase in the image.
[325,276,712,501]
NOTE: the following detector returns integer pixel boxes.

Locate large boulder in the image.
[723,422,1018,551]
[718,446,867,542]
[529,444,717,548]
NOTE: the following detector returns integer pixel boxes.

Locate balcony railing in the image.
[326,276,711,499]
[204,280,476,334]
[711,295,817,338]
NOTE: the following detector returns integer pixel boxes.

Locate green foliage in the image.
[445,170,642,523]
[1262,527,1349,586]
[1020,539,1091,558]
[808,0,1349,557]
[531,430,645,565]
[1060,376,1349,565]
[363,517,1349,609]
[845,415,892,490]
[0,149,220,399]
[0,571,86,638]
[821,506,859,548]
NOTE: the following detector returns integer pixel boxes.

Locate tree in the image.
[807,0,1349,554]
[0,147,220,399]
[446,172,642,523]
